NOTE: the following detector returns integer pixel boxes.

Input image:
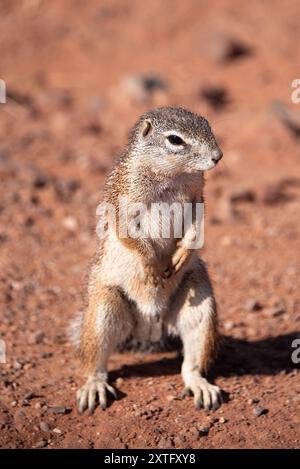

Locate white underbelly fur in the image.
[99,228,195,342]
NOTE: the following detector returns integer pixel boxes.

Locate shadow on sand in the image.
[111,332,300,381]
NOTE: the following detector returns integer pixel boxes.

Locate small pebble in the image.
[199,426,210,436]
[40,421,50,432]
[265,306,285,317]
[53,428,62,434]
[191,428,200,439]
[13,361,23,370]
[224,320,234,331]
[245,299,262,311]
[157,437,173,448]
[35,331,45,344]
[34,439,47,448]
[219,417,227,424]
[261,182,288,205]
[248,398,260,405]
[200,85,230,110]
[209,416,219,425]
[33,174,49,189]
[230,190,256,204]
[24,391,38,400]
[253,406,268,417]
[210,36,252,63]
[120,73,167,103]
[48,406,72,415]
[62,216,78,232]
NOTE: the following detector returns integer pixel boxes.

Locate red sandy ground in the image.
[0,0,299,448]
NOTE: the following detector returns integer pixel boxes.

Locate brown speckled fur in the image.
[74,107,223,413]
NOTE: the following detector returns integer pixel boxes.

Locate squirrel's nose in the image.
[212,148,223,163]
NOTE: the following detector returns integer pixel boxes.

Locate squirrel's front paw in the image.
[77,376,117,413]
[182,375,222,411]
[163,246,191,279]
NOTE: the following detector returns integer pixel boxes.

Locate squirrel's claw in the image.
[77,379,117,414]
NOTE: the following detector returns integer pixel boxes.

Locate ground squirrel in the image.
[73,106,223,413]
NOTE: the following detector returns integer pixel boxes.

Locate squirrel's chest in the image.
[139,190,193,249]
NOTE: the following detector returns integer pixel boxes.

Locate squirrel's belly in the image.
[133,313,163,342]
[101,243,168,341]
[99,229,192,341]
[128,286,167,342]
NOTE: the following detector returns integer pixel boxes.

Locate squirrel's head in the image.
[129,107,223,176]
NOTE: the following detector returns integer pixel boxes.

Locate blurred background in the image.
[0,0,299,449]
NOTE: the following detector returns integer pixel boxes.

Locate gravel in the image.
[40,421,50,432]
[47,406,72,415]
[253,406,268,417]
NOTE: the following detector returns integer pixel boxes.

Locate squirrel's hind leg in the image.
[76,285,134,413]
[167,260,222,411]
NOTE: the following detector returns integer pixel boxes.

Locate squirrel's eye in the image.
[167,135,185,146]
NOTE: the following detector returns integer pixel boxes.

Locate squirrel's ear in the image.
[141,119,152,138]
